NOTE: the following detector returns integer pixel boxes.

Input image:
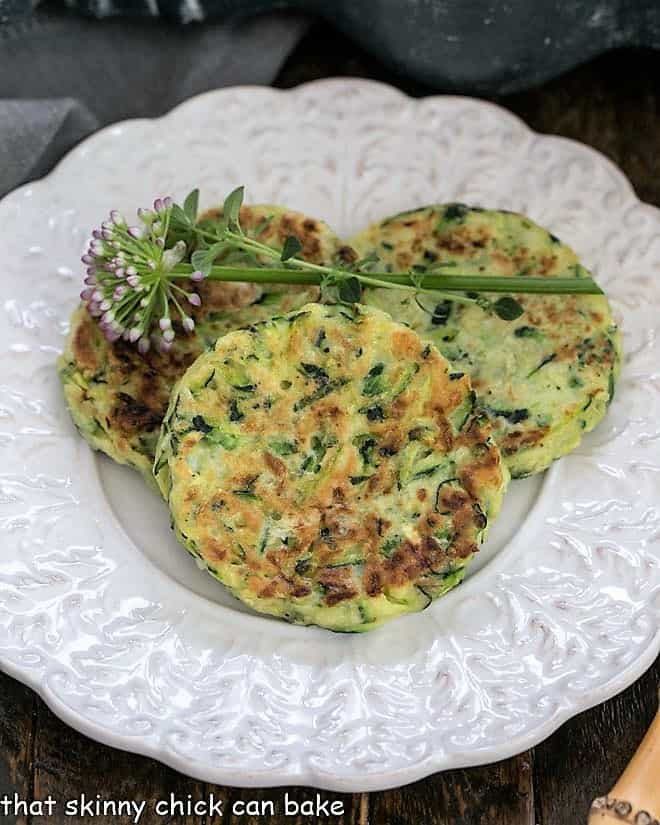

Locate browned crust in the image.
[70,308,199,444]
[168,305,507,610]
[202,205,337,265]
[63,205,342,461]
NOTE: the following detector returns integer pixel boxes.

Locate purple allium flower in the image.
[79,195,205,353]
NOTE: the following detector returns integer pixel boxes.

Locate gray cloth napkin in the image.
[0,6,310,196]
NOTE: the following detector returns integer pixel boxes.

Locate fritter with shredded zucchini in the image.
[156,302,509,631]
[351,205,622,477]
[58,205,347,486]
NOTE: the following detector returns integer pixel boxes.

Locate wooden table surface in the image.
[2,23,660,825]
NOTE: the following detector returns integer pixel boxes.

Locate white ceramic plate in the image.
[1,79,658,792]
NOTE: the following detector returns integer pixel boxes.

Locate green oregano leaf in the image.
[191,247,213,276]
[190,248,208,268]
[338,276,362,303]
[281,235,303,262]
[223,186,244,229]
[355,251,380,271]
[169,203,190,228]
[192,241,227,276]
[183,188,199,223]
[494,296,524,320]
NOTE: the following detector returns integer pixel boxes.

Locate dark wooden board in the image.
[533,656,660,825]
[29,698,210,825]
[1,25,659,825]
[0,671,36,825]
[369,753,535,825]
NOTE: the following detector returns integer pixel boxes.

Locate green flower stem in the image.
[171,264,604,296]
[80,187,608,352]
[188,225,604,296]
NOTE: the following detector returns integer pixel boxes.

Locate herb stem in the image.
[171,264,603,296]
[81,187,607,352]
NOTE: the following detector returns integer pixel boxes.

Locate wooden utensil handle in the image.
[589,696,660,824]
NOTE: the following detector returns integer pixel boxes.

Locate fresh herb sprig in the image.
[80,187,603,353]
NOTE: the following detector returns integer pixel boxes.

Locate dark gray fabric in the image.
[4,0,660,96]
[0,99,97,196]
[0,6,310,195]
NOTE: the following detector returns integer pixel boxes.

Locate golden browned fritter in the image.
[156,302,509,631]
[351,205,622,477]
[58,205,346,486]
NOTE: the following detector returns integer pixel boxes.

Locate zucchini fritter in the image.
[58,205,346,486]
[156,302,509,631]
[351,205,622,477]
